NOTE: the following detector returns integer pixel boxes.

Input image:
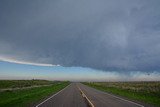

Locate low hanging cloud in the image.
[0,0,160,72]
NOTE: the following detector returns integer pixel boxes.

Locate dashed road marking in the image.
[77,86,95,107]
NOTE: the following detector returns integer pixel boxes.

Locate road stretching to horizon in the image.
[36,83,146,107]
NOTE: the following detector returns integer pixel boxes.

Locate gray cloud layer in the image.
[0,0,160,72]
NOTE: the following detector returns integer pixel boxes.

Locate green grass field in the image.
[0,80,70,107]
[83,82,160,107]
[0,80,55,89]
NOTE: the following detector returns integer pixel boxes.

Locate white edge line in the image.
[104,92,144,107]
[88,85,144,107]
[35,84,70,107]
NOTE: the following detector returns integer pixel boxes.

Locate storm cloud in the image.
[0,0,160,72]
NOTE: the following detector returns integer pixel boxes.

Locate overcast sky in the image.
[0,0,160,81]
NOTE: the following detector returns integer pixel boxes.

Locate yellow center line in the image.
[77,85,95,107]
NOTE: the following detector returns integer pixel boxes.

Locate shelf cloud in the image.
[0,0,160,73]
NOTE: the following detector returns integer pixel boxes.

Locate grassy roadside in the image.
[0,81,70,107]
[0,80,55,89]
[83,82,160,107]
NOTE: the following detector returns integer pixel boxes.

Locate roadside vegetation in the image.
[0,80,70,107]
[84,81,160,107]
[0,80,55,89]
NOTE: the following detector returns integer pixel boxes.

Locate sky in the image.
[0,0,160,81]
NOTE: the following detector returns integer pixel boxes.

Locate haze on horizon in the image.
[0,0,160,81]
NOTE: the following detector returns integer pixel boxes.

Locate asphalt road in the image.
[78,83,144,107]
[36,83,145,107]
[36,83,87,107]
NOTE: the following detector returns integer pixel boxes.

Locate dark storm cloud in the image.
[0,0,160,72]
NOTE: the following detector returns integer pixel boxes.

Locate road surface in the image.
[36,83,145,107]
